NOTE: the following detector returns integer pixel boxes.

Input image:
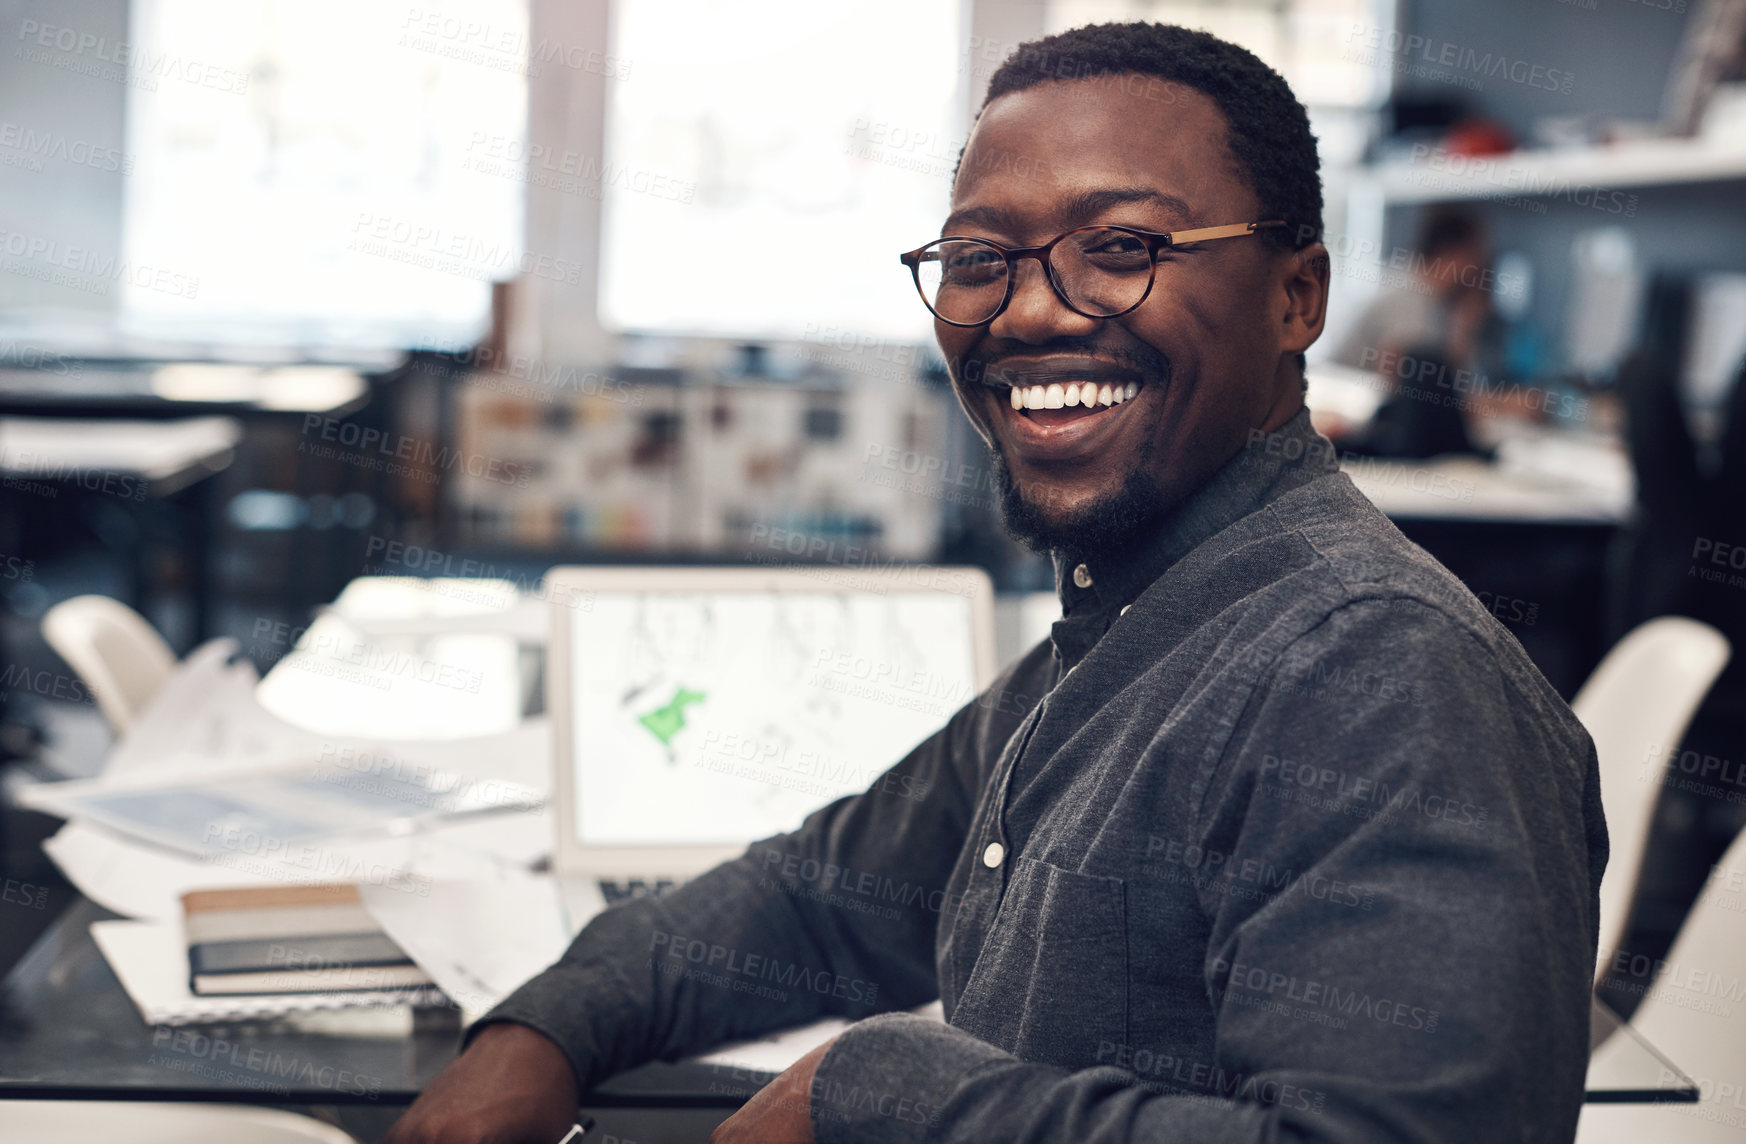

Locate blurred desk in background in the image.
[0,360,405,651]
[1342,433,1632,525]
[1341,435,1633,697]
[0,416,241,497]
[0,364,373,419]
[0,416,241,642]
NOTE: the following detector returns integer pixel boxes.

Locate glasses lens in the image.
[1050,227,1155,317]
[915,239,1007,324]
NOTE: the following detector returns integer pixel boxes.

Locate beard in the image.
[990,440,1166,557]
[956,337,1175,557]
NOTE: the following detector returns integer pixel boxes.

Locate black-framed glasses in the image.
[899,220,1286,327]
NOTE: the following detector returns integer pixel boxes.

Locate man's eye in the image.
[943,250,1004,282]
[1079,233,1153,270]
[1090,235,1147,256]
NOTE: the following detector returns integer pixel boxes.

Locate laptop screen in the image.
[570,589,981,847]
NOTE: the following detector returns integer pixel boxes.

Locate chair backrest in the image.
[1570,616,1730,983]
[1578,830,1746,1143]
[1599,831,1746,1144]
[41,595,178,734]
[1634,825,1746,1048]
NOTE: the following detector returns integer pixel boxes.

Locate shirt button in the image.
[982,842,1006,869]
[1073,564,1093,589]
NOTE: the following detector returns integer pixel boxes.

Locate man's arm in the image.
[384,644,1049,1142]
[798,599,1605,1143]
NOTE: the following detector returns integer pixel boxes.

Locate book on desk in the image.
[183,883,434,996]
[83,882,449,1027]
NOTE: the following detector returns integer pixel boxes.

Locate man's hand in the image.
[382,1022,581,1144]
[709,1037,835,1144]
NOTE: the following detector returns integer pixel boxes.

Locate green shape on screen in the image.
[638,687,706,748]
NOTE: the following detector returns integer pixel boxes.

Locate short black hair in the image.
[972,22,1323,252]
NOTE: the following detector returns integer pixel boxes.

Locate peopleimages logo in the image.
[149,1027,382,1098]
[15,19,250,95]
[1402,145,1638,217]
[1144,836,1376,912]
[0,341,82,375]
[1258,754,1488,829]
[463,134,694,204]
[1342,24,1575,94]
[347,213,585,286]
[648,929,880,1005]
[1211,955,1441,1034]
[0,664,92,704]
[299,415,531,488]
[0,121,131,173]
[1093,1041,1326,1111]
[0,227,199,299]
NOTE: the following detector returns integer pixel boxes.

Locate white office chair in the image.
[1576,829,1746,1142]
[1570,616,1730,984]
[41,594,179,734]
[0,1101,359,1142]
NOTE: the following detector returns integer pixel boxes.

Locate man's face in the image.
[936,76,1321,554]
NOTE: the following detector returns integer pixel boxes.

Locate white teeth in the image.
[1012,381,1129,413]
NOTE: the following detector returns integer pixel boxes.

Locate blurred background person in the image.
[1332,206,1494,458]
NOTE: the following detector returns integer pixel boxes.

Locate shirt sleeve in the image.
[807,598,1605,1143]
[464,643,1050,1094]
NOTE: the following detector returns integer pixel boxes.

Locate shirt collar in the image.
[1047,406,1339,660]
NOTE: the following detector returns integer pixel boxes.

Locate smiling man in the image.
[386,23,1606,1144]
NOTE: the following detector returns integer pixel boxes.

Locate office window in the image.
[599,0,966,340]
[121,0,527,348]
[1044,0,1382,108]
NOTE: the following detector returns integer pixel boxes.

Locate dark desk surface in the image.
[0,897,757,1109]
[0,897,1697,1112]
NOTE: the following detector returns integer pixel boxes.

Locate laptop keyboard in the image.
[598,878,679,905]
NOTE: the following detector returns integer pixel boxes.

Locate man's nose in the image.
[987,258,1100,344]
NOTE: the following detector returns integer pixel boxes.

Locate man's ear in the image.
[1279,242,1330,357]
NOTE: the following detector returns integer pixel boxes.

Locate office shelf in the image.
[1363,137,1746,205]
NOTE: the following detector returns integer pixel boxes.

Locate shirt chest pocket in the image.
[950,856,1129,1070]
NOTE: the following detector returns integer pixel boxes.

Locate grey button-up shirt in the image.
[475,407,1607,1142]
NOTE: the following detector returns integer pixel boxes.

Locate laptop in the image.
[543,564,997,934]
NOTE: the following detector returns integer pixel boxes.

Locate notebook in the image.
[182,883,432,996]
[93,918,449,1026]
